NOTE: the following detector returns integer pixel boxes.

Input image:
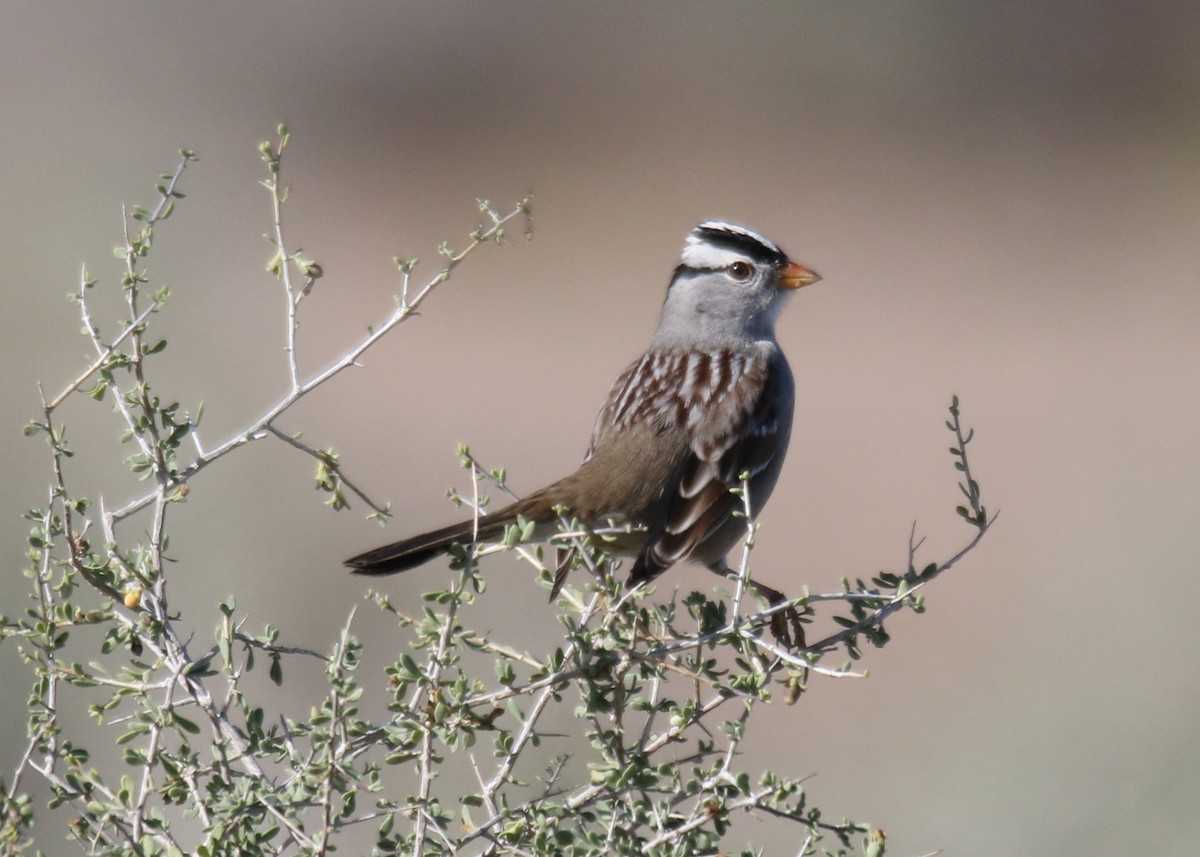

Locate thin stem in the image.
[804,514,996,654]
[47,275,159,410]
[106,200,530,526]
[264,155,301,391]
[265,424,391,517]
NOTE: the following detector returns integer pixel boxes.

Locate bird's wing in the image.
[626,348,789,584]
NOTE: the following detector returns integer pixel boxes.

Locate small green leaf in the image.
[172,713,200,735]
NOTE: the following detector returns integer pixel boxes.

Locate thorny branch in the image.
[104,192,530,527]
[8,128,992,857]
[11,132,537,855]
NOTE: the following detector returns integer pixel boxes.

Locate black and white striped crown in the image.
[681,221,787,270]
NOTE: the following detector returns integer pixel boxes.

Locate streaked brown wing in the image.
[629,353,786,583]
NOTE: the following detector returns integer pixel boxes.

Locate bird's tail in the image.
[344,514,516,576]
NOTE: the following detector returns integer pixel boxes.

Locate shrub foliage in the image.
[1,129,992,857]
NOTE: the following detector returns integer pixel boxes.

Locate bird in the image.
[345,221,820,642]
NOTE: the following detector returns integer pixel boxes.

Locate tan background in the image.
[2,3,1199,855]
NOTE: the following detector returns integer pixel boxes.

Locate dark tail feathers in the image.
[345,516,512,576]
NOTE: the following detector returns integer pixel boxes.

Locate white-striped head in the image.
[680,221,787,271]
[652,221,820,350]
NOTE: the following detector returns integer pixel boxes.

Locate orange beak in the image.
[778,261,821,290]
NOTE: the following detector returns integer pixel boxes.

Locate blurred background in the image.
[2,2,1198,854]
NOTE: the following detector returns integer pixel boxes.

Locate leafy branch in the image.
[2,128,992,857]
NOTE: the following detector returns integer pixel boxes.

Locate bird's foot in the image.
[750,580,806,650]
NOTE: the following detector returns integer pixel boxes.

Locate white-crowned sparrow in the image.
[346,221,820,638]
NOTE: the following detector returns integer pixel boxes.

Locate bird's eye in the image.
[727,261,754,282]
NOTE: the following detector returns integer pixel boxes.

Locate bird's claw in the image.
[752,580,806,650]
